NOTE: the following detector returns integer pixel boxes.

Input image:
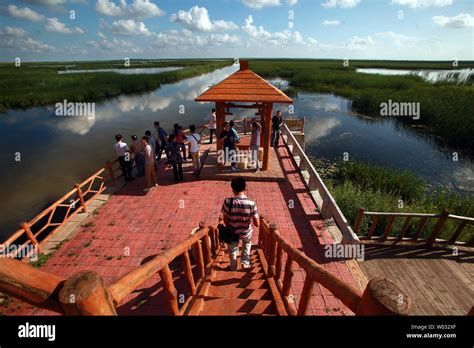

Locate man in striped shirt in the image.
[221,178,259,270]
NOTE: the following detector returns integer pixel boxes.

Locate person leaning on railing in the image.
[208,108,217,144]
[271,110,283,148]
[142,136,158,192]
[130,135,145,177]
[113,134,134,182]
[250,122,261,172]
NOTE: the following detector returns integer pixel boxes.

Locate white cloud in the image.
[7,5,45,22]
[241,0,298,7]
[0,26,28,37]
[108,19,152,36]
[322,20,340,26]
[170,6,238,32]
[376,31,430,47]
[343,35,375,49]
[433,14,474,28]
[321,0,361,8]
[24,0,68,5]
[242,15,307,46]
[391,0,452,8]
[45,17,84,34]
[1,36,55,53]
[86,37,142,53]
[95,0,165,19]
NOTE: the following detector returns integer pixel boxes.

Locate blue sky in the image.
[0,0,472,61]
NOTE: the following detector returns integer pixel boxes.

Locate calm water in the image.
[356,68,474,84]
[0,65,472,239]
[57,67,182,75]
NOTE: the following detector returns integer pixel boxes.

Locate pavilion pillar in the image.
[215,102,225,167]
[262,103,273,171]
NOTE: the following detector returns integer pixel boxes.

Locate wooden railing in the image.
[0,221,221,315]
[258,216,411,315]
[1,167,111,258]
[281,124,359,244]
[354,208,474,246]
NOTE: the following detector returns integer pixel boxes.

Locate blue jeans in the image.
[228,232,252,270]
[135,153,145,177]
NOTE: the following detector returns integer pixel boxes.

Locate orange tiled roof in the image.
[195,69,293,104]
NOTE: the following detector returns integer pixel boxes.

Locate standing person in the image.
[219,122,237,171]
[229,120,240,144]
[173,124,187,161]
[142,136,158,192]
[271,110,283,148]
[208,108,217,144]
[130,135,145,177]
[154,121,170,162]
[168,134,184,182]
[145,130,157,159]
[249,122,261,172]
[113,134,133,182]
[188,125,201,175]
[221,178,259,271]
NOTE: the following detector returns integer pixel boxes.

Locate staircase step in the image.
[208,285,273,301]
[200,297,277,316]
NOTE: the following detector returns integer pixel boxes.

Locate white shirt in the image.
[148,135,157,154]
[113,141,129,157]
[188,133,201,153]
[208,113,217,129]
[144,144,154,165]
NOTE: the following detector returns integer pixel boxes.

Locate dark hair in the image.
[251,122,258,128]
[115,134,123,141]
[189,125,196,132]
[229,120,235,127]
[173,123,179,129]
[168,134,176,142]
[231,178,246,193]
[142,136,149,142]
[145,130,151,136]
[131,135,137,140]
[154,121,159,126]
[212,108,216,112]
[223,121,229,127]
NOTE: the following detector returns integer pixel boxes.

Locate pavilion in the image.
[195,60,293,171]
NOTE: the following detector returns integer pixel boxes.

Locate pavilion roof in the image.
[195,68,293,104]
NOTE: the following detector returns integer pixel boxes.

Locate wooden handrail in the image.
[0,221,222,316]
[108,222,211,305]
[354,208,474,246]
[280,124,359,244]
[258,216,411,316]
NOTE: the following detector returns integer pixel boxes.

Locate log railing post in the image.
[275,245,283,280]
[20,222,39,249]
[381,216,396,242]
[297,275,314,316]
[158,265,180,315]
[356,277,410,315]
[74,183,87,213]
[449,220,468,245]
[427,210,449,246]
[181,251,196,295]
[267,223,278,277]
[59,270,117,315]
[105,161,116,187]
[202,235,212,267]
[194,240,205,279]
[281,256,297,316]
[353,208,365,235]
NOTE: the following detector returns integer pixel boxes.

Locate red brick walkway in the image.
[3,143,359,316]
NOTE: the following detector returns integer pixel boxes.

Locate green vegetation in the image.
[321,161,474,243]
[250,59,474,149]
[0,59,233,112]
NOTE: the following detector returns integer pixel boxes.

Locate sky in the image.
[0,0,473,61]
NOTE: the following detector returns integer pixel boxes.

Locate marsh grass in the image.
[0,60,233,112]
[324,161,474,243]
[250,59,474,149]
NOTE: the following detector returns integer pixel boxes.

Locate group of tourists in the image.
[113,121,202,192]
[113,108,286,271]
